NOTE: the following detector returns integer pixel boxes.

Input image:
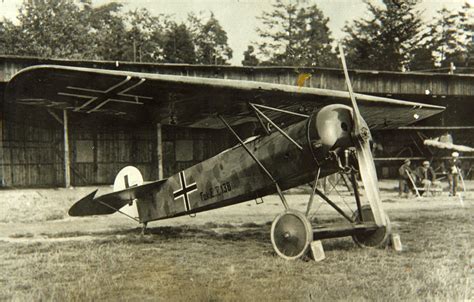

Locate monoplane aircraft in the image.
[5,49,444,260]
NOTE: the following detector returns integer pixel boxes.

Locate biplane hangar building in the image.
[0,55,473,187]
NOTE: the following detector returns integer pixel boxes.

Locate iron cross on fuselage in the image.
[173,171,197,212]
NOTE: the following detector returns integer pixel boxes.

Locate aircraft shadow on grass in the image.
[50,221,355,252]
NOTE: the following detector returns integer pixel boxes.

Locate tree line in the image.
[0,0,232,64]
[0,0,472,72]
[244,0,473,72]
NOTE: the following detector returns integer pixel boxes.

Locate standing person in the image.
[447,152,462,196]
[398,159,412,198]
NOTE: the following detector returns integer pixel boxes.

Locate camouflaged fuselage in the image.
[136,117,339,223]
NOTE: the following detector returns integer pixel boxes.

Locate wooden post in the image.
[309,240,326,262]
[63,110,71,188]
[391,233,403,252]
[156,123,163,179]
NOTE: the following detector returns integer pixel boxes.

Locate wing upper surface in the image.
[5,65,445,129]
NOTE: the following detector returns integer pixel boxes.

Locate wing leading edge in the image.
[5,65,445,129]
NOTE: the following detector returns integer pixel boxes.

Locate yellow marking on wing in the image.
[297,73,312,88]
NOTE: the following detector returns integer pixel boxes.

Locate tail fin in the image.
[113,166,144,191]
[112,166,144,218]
[69,166,167,217]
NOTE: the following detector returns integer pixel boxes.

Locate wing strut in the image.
[305,168,320,217]
[218,115,289,209]
[249,103,304,150]
[251,103,309,118]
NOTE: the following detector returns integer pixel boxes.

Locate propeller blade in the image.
[338,44,363,134]
[355,139,388,226]
[338,44,388,227]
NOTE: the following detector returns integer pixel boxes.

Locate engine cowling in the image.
[307,104,360,163]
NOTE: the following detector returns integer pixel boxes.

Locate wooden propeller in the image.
[338,45,388,227]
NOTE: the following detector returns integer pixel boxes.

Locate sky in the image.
[0,0,470,65]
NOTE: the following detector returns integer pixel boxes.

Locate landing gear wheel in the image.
[352,205,391,248]
[271,209,312,260]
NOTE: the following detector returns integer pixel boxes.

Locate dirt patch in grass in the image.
[0,187,106,223]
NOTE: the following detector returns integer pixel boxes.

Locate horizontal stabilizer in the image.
[68,179,167,217]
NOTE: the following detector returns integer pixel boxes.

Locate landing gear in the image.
[141,222,148,236]
[352,205,391,248]
[270,210,312,260]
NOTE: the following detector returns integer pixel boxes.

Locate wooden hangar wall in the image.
[1,56,474,186]
[0,82,233,187]
[0,95,232,187]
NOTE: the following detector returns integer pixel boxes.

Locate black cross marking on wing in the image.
[57,76,152,114]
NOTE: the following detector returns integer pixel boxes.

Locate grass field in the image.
[0,181,472,301]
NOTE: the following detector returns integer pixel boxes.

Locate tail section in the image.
[69,166,167,217]
[113,166,144,191]
[112,166,144,218]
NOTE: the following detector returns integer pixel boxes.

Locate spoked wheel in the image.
[271,210,313,260]
[352,205,391,248]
